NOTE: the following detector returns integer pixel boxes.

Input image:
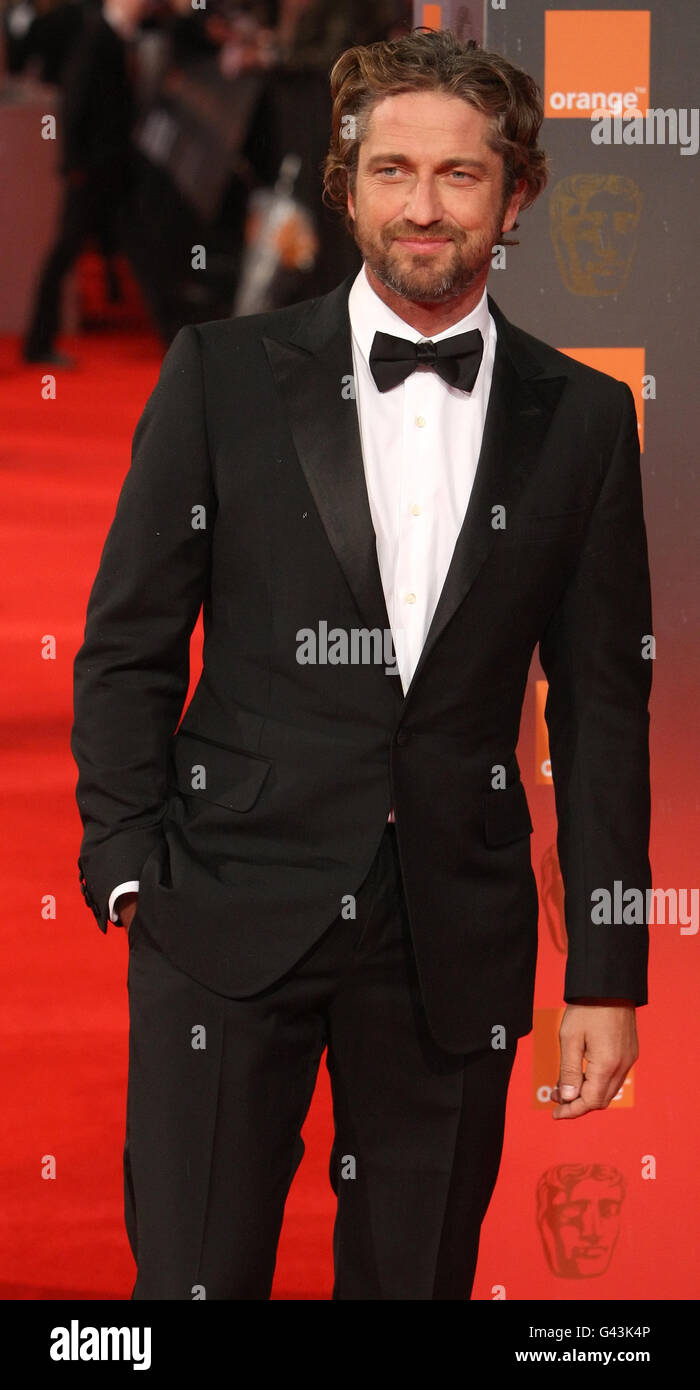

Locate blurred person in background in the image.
[3,0,89,85]
[275,0,408,71]
[22,0,147,364]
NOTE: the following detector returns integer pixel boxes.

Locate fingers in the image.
[551,1004,639,1119]
[553,1026,585,1106]
[552,1062,629,1119]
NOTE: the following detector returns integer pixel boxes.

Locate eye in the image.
[374,166,477,182]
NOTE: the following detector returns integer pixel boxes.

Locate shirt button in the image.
[405,592,417,604]
[409,503,421,516]
[415,415,426,427]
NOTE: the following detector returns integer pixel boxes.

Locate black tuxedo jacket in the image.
[71,274,652,1053]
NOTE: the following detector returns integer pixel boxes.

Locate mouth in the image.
[395,237,452,253]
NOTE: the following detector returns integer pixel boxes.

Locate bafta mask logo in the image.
[550,175,642,295]
[537,1164,626,1277]
[540,842,568,954]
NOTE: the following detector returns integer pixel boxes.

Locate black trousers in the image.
[23,158,188,356]
[124,824,517,1300]
[24,172,126,359]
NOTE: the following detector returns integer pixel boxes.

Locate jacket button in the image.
[396,728,411,746]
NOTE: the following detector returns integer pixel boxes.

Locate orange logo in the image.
[535,679,551,785]
[544,10,650,119]
[533,1008,635,1108]
[559,347,646,452]
[419,5,444,32]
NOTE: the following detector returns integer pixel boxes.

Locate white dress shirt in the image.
[348,260,496,692]
[109,262,497,923]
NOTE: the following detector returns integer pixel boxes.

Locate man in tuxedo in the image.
[71,30,652,1299]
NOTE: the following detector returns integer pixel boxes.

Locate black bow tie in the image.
[368,327,484,394]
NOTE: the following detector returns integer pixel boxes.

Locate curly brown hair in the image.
[322,27,548,246]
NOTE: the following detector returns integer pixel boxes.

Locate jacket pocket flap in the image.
[169,731,272,812]
[483,779,533,846]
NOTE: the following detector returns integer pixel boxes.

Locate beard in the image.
[350,198,507,302]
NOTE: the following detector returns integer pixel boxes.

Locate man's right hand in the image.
[115,892,139,931]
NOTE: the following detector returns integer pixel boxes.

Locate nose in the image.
[580,1204,602,1241]
[596,220,616,257]
[403,177,445,227]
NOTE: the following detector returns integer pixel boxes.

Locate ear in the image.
[501,177,527,234]
[347,179,356,224]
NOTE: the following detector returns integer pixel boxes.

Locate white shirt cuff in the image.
[109,880,140,924]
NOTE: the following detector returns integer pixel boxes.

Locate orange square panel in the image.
[545,10,650,119]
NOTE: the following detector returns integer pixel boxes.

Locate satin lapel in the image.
[262,278,402,704]
[402,299,569,703]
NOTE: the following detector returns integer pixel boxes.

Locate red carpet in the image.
[1,324,696,1301]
